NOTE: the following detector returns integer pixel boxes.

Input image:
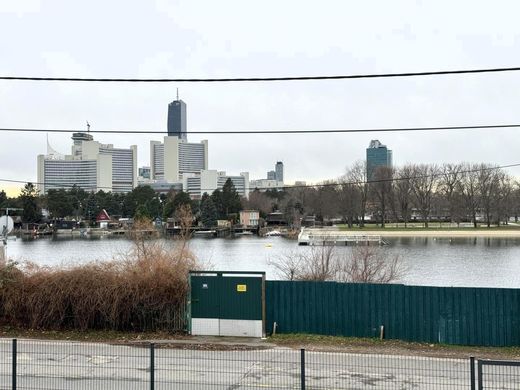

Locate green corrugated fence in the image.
[265,281,520,346]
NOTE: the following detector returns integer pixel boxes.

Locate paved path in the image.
[0,338,516,389]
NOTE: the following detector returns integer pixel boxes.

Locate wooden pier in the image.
[298,228,387,246]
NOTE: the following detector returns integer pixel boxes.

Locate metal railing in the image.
[0,338,518,389]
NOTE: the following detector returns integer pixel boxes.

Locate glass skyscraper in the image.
[366,140,392,180]
[167,99,187,141]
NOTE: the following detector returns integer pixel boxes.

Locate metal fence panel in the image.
[477,360,520,390]
[3,339,486,389]
[305,351,471,389]
[266,281,520,346]
[15,339,149,390]
[155,348,301,389]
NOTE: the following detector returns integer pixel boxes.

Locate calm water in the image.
[4,235,520,288]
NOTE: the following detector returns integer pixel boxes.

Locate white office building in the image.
[37,133,137,194]
[183,170,249,199]
[150,137,208,182]
[250,179,283,191]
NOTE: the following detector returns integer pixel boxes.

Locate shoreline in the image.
[340,229,520,238]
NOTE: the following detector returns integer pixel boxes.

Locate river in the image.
[4,235,520,288]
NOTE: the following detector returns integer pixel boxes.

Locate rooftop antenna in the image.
[86,121,90,133]
[176,88,179,100]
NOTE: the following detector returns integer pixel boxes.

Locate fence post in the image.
[300,348,305,390]
[12,339,16,390]
[470,356,475,390]
[150,343,155,390]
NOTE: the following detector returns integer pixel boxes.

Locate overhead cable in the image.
[2,66,520,83]
[1,123,520,135]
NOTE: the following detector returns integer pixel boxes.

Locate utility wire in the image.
[2,163,519,194]
[1,123,520,135]
[2,66,520,83]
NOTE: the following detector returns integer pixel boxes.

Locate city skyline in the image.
[3,1,520,196]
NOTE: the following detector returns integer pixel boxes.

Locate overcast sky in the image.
[1,0,520,196]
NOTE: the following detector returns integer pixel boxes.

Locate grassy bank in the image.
[337,223,520,231]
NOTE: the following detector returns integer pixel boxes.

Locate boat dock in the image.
[298,228,387,246]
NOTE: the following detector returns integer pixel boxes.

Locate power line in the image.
[2,163,519,194]
[2,66,520,83]
[1,123,520,135]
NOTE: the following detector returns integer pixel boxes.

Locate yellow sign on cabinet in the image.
[237,284,247,292]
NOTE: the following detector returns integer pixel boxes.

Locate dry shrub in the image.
[338,246,407,283]
[0,238,199,332]
[270,245,406,284]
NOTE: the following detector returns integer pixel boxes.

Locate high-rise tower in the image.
[167,91,187,141]
[366,140,392,180]
[275,161,284,183]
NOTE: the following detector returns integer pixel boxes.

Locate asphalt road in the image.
[0,339,517,389]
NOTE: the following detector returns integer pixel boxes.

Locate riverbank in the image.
[336,225,520,237]
[374,229,520,237]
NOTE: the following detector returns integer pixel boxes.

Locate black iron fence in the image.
[1,339,519,389]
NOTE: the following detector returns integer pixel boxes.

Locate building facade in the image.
[150,137,208,182]
[240,210,260,227]
[167,99,187,141]
[366,140,392,180]
[250,179,283,191]
[138,166,151,179]
[183,170,250,199]
[37,133,137,194]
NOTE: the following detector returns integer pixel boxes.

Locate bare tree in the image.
[371,167,394,227]
[346,161,369,227]
[270,245,405,284]
[268,251,304,281]
[175,204,193,260]
[496,172,513,225]
[476,164,501,228]
[317,181,341,223]
[394,165,413,227]
[440,163,463,224]
[338,246,406,283]
[299,246,338,281]
[510,181,520,223]
[409,164,440,227]
[458,163,480,227]
[337,179,360,228]
[269,246,338,281]
[242,190,273,216]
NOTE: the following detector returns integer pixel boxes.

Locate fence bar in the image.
[150,343,155,390]
[477,359,483,390]
[11,339,16,390]
[300,348,305,390]
[470,356,475,390]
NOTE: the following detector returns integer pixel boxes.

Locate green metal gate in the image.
[188,271,266,337]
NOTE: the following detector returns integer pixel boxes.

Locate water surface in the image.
[5,235,520,288]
